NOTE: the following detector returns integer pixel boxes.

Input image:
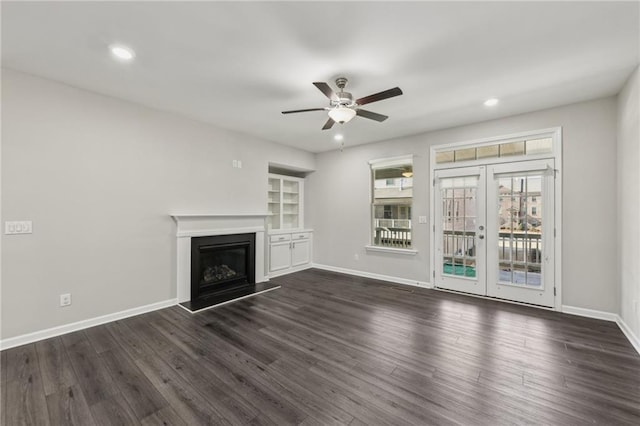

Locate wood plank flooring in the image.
[2,268,639,425]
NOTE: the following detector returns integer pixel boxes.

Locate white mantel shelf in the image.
[171,213,268,303]
[171,214,268,238]
[171,213,269,220]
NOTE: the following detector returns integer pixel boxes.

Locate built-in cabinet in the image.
[267,173,312,276]
[268,174,303,231]
[268,231,312,275]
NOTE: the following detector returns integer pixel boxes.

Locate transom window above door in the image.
[435,137,553,165]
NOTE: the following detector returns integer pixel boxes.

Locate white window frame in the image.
[367,155,417,255]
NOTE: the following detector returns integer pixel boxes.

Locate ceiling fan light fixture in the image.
[328,106,356,124]
[281,78,403,130]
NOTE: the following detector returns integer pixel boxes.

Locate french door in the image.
[434,166,487,296]
[434,159,555,307]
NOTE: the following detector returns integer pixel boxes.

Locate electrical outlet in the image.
[418,216,428,224]
[5,221,33,235]
[60,293,71,307]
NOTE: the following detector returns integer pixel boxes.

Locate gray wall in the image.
[1,66,628,340]
[1,69,315,339]
[308,96,619,313]
[617,66,640,337]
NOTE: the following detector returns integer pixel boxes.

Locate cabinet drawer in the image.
[270,234,291,243]
[292,232,311,240]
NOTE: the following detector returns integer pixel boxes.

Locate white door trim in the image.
[430,127,562,311]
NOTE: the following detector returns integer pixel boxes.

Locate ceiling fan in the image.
[282,77,403,130]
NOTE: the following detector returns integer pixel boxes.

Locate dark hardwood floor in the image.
[2,268,640,425]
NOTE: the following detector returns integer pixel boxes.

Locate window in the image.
[435,137,553,164]
[370,156,413,248]
[531,206,537,216]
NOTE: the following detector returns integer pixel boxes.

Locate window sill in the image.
[365,245,417,255]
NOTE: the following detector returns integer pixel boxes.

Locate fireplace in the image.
[171,214,279,313]
[191,233,255,302]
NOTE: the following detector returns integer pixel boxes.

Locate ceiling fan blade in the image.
[356,109,388,122]
[355,87,403,106]
[282,108,326,114]
[313,82,338,101]
[322,117,335,130]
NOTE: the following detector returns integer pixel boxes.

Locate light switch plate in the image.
[5,221,33,235]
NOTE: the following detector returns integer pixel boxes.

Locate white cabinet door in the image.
[291,239,310,267]
[270,241,291,272]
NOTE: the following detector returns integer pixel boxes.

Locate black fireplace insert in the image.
[190,233,255,303]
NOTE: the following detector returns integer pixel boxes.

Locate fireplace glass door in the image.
[191,233,255,301]
[199,244,248,291]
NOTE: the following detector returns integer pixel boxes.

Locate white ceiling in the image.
[2,1,638,153]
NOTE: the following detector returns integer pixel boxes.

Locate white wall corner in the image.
[616,315,640,355]
[0,298,177,351]
[561,305,640,354]
[312,263,431,289]
[561,305,618,322]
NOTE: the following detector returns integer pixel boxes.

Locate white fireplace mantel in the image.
[171,213,268,303]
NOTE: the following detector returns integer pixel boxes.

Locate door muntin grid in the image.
[496,174,543,288]
[441,177,478,279]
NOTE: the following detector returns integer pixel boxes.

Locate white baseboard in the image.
[562,305,639,355]
[616,315,640,355]
[312,263,431,289]
[0,298,177,351]
[561,305,618,322]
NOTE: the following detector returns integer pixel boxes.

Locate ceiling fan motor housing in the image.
[333,77,355,107]
[333,91,354,107]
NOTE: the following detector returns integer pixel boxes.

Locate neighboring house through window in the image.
[370,156,413,248]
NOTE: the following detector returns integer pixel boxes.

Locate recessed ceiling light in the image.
[109,44,135,61]
[484,98,499,107]
[334,134,344,141]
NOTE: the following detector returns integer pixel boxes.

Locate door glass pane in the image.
[497,175,542,287]
[441,176,477,278]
